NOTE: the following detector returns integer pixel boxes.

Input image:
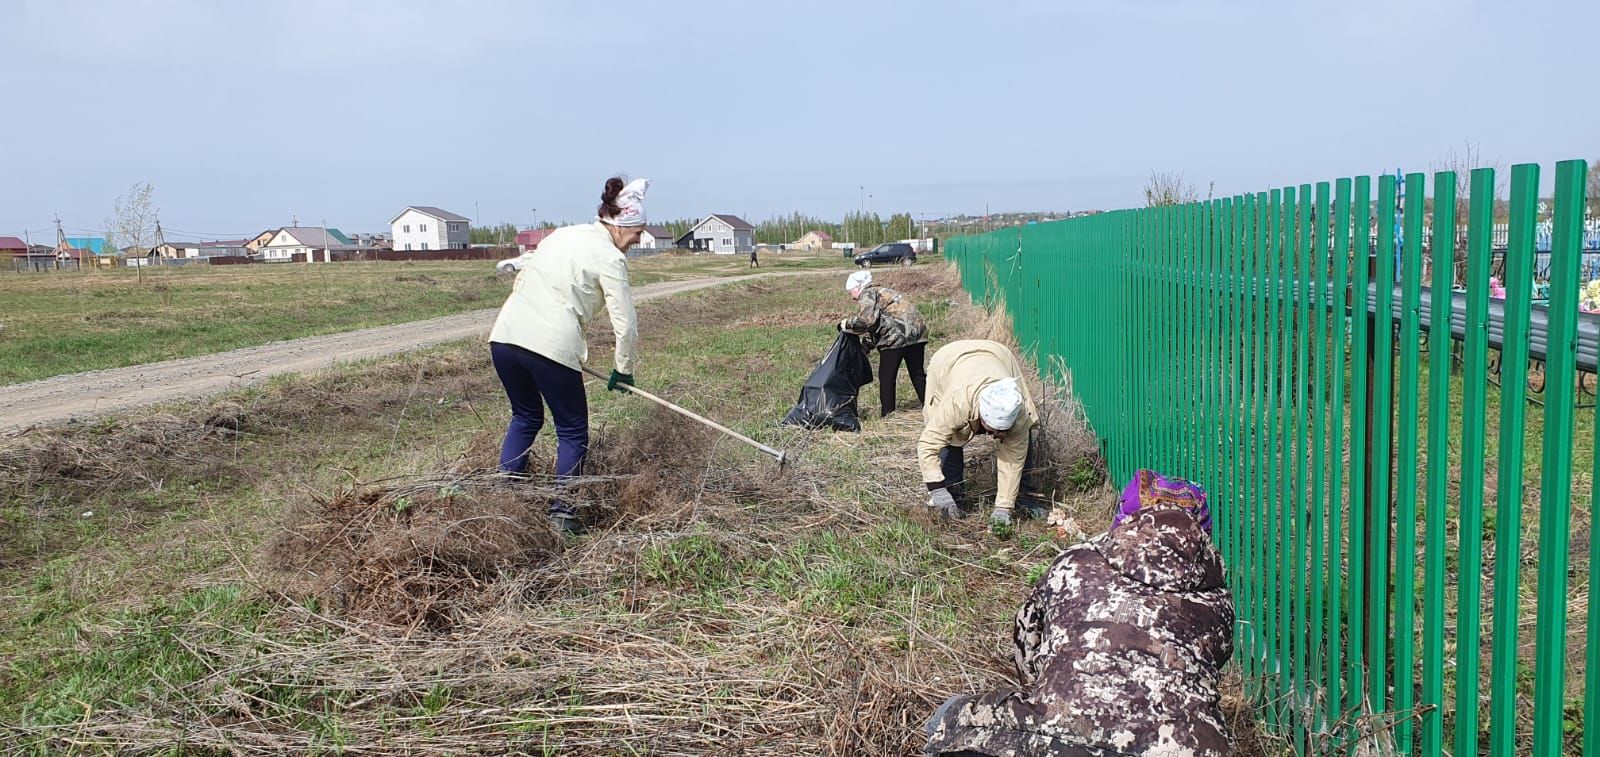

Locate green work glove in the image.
[607,370,635,393]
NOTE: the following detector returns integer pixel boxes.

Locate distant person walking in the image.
[750,247,760,268]
[839,270,928,418]
[488,176,647,534]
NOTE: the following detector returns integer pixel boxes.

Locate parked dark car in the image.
[853,242,917,268]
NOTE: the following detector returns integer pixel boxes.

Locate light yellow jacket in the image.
[918,339,1038,508]
[488,222,638,374]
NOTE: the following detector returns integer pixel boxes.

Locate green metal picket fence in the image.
[945,161,1594,755]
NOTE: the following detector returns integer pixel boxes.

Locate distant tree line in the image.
[748,211,918,246]
[653,218,693,241]
[470,223,519,245]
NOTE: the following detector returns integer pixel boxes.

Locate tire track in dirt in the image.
[1,272,825,431]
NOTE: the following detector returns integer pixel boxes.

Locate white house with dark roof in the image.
[389,206,471,251]
[685,214,755,254]
[154,240,250,259]
[258,227,360,263]
[633,225,676,251]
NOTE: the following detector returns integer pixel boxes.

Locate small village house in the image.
[11,241,63,271]
[633,225,676,251]
[257,227,362,263]
[154,240,251,259]
[0,236,27,261]
[792,230,833,252]
[683,214,755,254]
[390,206,471,251]
[56,237,117,267]
[245,230,276,255]
[516,228,557,253]
[350,232,392,249]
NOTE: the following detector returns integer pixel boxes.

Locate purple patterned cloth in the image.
[1113,469,1211,534]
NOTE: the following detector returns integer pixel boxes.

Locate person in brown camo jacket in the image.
[923,470,1235,757]
[839,270,929,418]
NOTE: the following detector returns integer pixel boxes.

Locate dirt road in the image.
[1,273,809,431]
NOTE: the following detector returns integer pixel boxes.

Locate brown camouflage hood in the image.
[1097,507,1226,593]
[925,508,1235,757]
[842,285,929,350]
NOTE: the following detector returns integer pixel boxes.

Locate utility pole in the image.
[54,214,75,272]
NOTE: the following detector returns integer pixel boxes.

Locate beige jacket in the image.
[918,340,1038,509]
[488,222,638,374]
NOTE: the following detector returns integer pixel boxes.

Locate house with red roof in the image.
[516,228,557,253]
[0,236,27,258]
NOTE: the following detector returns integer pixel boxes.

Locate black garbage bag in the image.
[781,333,875,432]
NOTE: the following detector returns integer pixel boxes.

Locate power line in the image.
[161,226,258,239]
[0,227,55,237]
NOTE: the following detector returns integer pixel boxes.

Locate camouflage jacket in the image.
[925,508,1235,757]
[842,285,928,350]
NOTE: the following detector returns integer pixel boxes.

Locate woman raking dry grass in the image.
[488,175,648,535]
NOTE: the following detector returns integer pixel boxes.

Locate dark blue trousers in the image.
[939,445,965,496]
[490,343,589,496]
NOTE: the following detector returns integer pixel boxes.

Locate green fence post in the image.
[1224,195,1243,644]
[1394,172,1426,754]
[1311,180,1332,738]
[1329,177,1352,726]
[1123,212,1137,482]
[1266,187,1286,726]
[1294,184,1313,745]
[1248,191,1267,696]
[1531,160,1585,756]
[1348,174,1372,721]
[1199,200,1212,485]
[1489,163,1539,757]
[1456,167,1495,757]
[1139,210,1151,469]
[1422,170,1457,757]
[1368,173,1398,725]
[1291,185,1306,732]
[1174,203,1184,473]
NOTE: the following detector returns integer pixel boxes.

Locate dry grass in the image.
[0,264,1278,755]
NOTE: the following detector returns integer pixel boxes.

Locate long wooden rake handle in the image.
[580,367,788,468]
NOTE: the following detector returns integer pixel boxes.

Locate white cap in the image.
[978,378,1024,431]
[846,270,873,292]
[604,178,650,227]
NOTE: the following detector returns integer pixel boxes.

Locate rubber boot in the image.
[549,503,584,536]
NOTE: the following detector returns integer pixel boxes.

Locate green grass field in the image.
[0,266,1203,755]
[0,252,855,386]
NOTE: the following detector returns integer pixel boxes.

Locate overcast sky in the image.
[1,0,1594,241]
